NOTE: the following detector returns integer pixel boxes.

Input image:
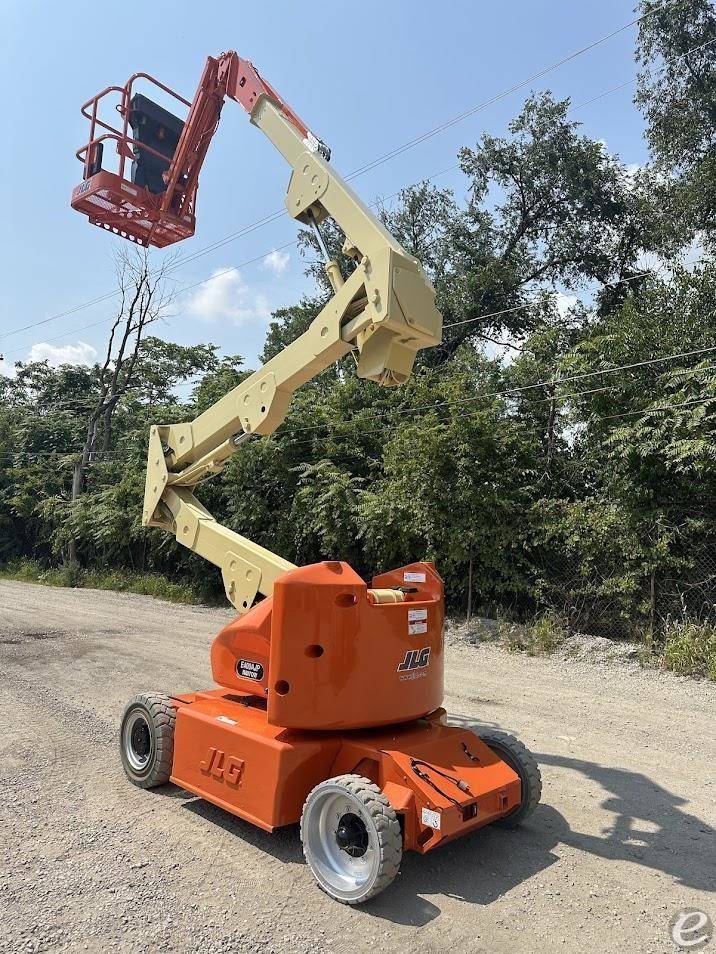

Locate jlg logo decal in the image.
[397,647,430,672]
[199,747,244,785]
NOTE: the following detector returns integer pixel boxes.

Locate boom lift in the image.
[71,52,541,904]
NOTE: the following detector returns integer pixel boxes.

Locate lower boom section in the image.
[169,688,521,852]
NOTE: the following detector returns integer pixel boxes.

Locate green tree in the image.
[636,0,716,245]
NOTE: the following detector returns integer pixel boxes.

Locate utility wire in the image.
[340,1,677,180]
[3,347,714,459]
[602,395,716,422]
[158,1,679,270]
[4,387,712,463]
[0,241,296,362]
[7,335,715,418]
[0,0,679,346]
[441,260,699,332]
[85,2,682,272]
[284,385,716,452]
[167,27,716,335]
[283,344,716,436]
[4,13,705,363]
[3,248,700,368]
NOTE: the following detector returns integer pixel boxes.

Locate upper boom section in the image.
[70,52,329,247]
[156,52,333,226]
[72,52,442,612]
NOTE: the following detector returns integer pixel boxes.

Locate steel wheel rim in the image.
[304,789,381,901]
[123,709,154,773]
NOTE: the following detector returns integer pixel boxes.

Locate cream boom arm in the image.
[138,53,442,611]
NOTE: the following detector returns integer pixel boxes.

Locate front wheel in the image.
[480,730,542,827]
[120,692,176,788]
[300,774,402,904]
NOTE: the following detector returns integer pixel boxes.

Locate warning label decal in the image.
[421,807,441,830]
[404,571,426,583]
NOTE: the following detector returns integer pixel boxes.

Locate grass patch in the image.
[499,610,568,655]
[0,559,204,605]
[528,611,568,654]
[500,621,528,653]
[662,618,716,680]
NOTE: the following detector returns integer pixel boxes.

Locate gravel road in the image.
[0,579,714,953]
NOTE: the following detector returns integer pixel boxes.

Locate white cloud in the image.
[0,355,16,378]
[27,341,98,367]
[262,248,290,276]
[554,293,578,318]
[184,268,271,326]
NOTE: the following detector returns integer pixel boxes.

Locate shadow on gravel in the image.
[172,789,564,926]
[145,722,714,926]
[535,752,715,893]
[178,793,303,863]
[148,716,564,928]
[365,803,564,925]
[450,714,714,894]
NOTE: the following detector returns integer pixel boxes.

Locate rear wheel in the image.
[120,693,175,788]
[480,730,542,827]
[300,774,402,904]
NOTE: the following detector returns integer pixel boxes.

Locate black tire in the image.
[120,693,176,789]
[480,730,542,828]
[300,774,402,904]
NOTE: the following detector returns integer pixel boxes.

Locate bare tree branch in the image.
[68,246,176,565]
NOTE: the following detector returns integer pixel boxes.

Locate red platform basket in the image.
[71,73,197,248]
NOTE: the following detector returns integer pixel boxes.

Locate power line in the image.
[9,18,707,365]
[8,328,716,420]
[3,7,703,364]
[0,242,297,362]
[0,0,677,346]
[283,380,716,452]
[573,33,716,112]
[0,383,705,463]
[207,28,713,349]
[602,395,716,422]
[4,344,714,459]
[284,344,716,437]
[441,261,698,332]
[340,2,676,180]
[217,385,716,453]
[162,0,679,266]
[4,384,713,463]
[1,373,211,412]
[3,383,713,463]
[3,242,700,369]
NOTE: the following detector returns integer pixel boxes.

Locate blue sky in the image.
[0,0,650,376]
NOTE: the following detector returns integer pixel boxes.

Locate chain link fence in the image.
[521,543,716,641]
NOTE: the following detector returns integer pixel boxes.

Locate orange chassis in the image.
[168,560,521,853]
[170,692,520,852]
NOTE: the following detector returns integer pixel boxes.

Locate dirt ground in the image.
[0,579,714,954]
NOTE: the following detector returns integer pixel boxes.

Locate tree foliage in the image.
[636,0,716,245]
[2,11,715,636]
